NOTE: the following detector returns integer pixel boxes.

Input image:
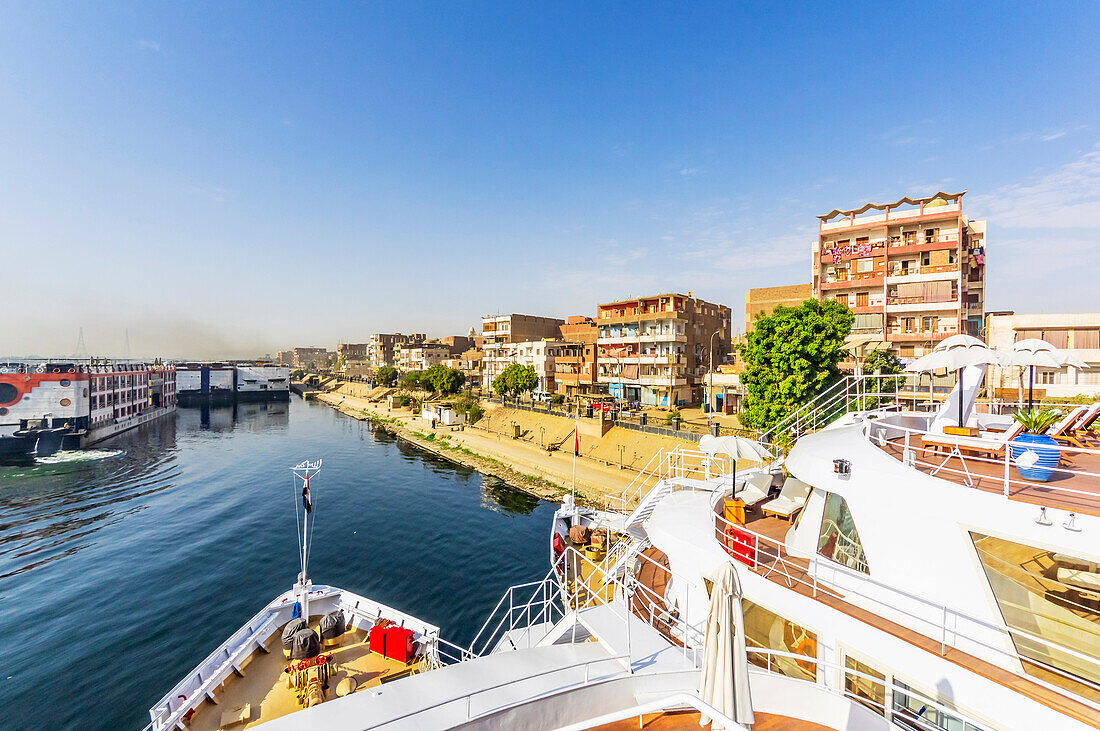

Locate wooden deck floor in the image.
[593,710,830,730]
[711,505,1100,728]
[878,439,1100,517]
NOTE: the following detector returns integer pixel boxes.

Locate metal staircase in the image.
[759,373,908,445]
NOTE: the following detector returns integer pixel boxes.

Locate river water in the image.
[0,398,556,729]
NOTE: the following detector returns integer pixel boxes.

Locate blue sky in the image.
[3,2,1099,358]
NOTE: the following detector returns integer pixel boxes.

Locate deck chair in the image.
[735,471,773,507]
[1053,403,1100,449]
[761,477,812,522]
[1047,405,1089,439]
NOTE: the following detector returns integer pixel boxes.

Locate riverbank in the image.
[315,389,661,506]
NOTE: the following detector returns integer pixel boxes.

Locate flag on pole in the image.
[302,485,313,514]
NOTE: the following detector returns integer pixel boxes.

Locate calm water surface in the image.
[0,399,554,729]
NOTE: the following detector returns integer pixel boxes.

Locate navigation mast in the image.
[291,459,322,619]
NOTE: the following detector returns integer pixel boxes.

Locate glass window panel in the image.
[741,600,817,681]
[844,656,886,715]
[970,532,1100,697]
[817,492,869,573]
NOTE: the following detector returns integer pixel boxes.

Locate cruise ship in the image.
[0,359,177,464]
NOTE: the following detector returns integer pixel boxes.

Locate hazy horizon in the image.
[5,3,1100,359]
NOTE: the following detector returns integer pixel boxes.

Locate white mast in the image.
[291,459,322,619]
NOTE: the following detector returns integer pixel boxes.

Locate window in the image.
[1073,329,1100,349]
[922,317,936,332]
[856,292,869,307]
[817,492,868,573]
[903,231,916,245]
[971,532,1100,696]
[856,258,874,273]
[844,655,886,715]
[924,227,938,244]
[892,679,989,731]
[921,251,931,266]
[1036,370,1057,385]
[742,600,817,681]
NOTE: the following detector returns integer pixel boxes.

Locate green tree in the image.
[400,372,422,391]
[863,348,902,376]
[375,366,399,387]
[739,299,854,429]
[424,365,464,394]
[493,363,538,398]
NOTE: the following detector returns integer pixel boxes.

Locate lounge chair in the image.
[1053,403,1100,449]
[761,477,812,522]
[921,420,1026,460]
[736,471,773,507]
[1047,405,1089,439]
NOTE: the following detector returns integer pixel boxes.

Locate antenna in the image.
[290,459,322,617]
[75,327,88,358]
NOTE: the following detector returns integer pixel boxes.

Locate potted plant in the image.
[1009,407,1062,482]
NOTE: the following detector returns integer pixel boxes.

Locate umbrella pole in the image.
[958,368,964,427]
[1028,365,1034,410]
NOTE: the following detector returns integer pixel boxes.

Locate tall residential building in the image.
[511,340,567,398]
[596,293,731,407]
[481,314,564,392]
[394,340,450,372]
[336,343,370,360]
[986,313,1100,398]
[289,347,332,369]
[813,191,986,359]
[745,284,812,329]
[555,316,600,398]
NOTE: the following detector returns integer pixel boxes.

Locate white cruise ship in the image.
[148,369,1099,730]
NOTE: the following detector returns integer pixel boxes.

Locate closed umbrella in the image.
[699,561,754,729]
[1000,339,1089,409]
[905,335,1000,427]
[699,434,772,491]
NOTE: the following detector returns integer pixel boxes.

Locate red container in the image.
[384,626,415,664]
[369,624,388,656]
[723,527,757,569]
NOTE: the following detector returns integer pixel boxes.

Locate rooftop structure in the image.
[481,314,564,392]
[987,313,1100,398]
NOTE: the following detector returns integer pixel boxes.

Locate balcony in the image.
[886,330,955,343]
[886,265,960,283]
[597,375,688,387]
[819,274,884,291]
[598,310,684,325]
[599,333,687,344]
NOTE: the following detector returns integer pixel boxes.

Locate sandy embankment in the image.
[314,385,699,507]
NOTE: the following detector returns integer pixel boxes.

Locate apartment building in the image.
[511,340,569,398]
[555,316,600,398]
[596,292,731,407]
[445,348,483,389]
[481,314,564,392]
[745,284,812,329]
[394,340,450,372]
[288,347,333,369]
[336,343,370,360]
[813,192,986,358]
[367,333,425,369]
[986,313,1100,398]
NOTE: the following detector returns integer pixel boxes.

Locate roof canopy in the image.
[819,191,966,222]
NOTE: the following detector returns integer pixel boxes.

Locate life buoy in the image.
[792,634,817,676]
[68,368,75,373]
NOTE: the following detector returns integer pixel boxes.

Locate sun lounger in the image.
[921,421,1025,459]
[736,471,773,507]
[1052,403,1100,449]
[761,477,812,522]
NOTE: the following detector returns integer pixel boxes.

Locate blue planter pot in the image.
[1010,433,1060,482]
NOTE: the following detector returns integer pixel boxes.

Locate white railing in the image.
[467,567,567,658]
[604,447,666,512]
[760,374,912,445]
[710,498,1100,712]
[747,648,995,731]
[864,417,1100,510]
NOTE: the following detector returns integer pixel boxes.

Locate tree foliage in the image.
[423,365,464,394]
[738,299,854,429]
[400,372,422,391]
[375,366,399,386]
[863,348,902,376]
[492,364,539,397]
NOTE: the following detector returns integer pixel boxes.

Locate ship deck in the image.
[594,710,829,730]
[875,436,1100,517]
[711,501,1100,728]
[185,622,424,731]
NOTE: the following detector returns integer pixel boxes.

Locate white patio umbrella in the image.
[905,334,1000,427]
[699,561,754,729]
[699,434,772,490]
[1000,339,1089,409]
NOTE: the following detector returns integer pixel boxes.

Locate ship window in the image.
[817,492,869,573]
[970,532,1100,696]
[741,599,817,681]
[892,678,989,731]
[0,383,18,405]
[844,655,886,715]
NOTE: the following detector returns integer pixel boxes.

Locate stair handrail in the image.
[605,447,666,512]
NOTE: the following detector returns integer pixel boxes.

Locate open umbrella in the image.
[699,434,772,492]
[905,334,1000,427]
[699,561,754,729]
[1000,339,1089,409]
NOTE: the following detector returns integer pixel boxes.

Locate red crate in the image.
[723,526,757,569]
[385,626,415,664]
[369,623,388,656]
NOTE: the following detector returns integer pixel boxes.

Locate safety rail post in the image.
[1003,447,1010,498]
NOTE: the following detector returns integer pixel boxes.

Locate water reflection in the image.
[177,401,290,433]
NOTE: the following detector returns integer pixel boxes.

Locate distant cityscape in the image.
[277,191,1100,406]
